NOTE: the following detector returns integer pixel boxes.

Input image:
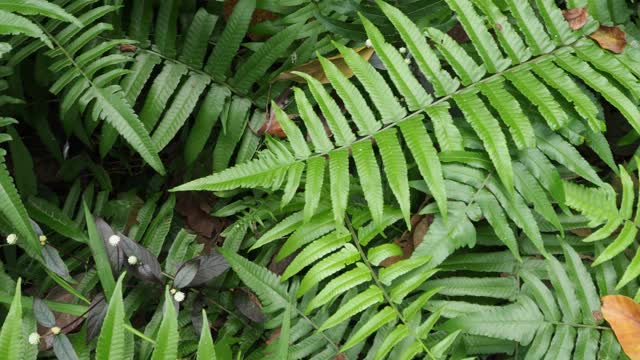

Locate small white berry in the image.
[399,47,407,54]
[173,291,185,302]
[108,235,121,247]
[28,332,40,345]
[6,233,17,245]
[127,256,138,265]
[365,39,373,48]
[404,58,411,65]
[39,235,47,245]
[50,326,61,335]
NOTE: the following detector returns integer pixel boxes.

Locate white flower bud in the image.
[404,57,411,65]
[28,332,40,345]
[127,256,138,265]
[50,326,61,335]
[108,235,121,247]
[6,233,17,245]
[365,39,373,48]
[170,288,177,295]
[173,291,185,302]
[399,47,407,54]
[39,235,47,245]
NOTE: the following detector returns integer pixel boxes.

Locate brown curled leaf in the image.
[562,8,588,30]
[589,25,627,54]
[601,295,640,359]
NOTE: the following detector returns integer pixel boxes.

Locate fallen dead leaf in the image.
[447,23,470,43]
[276,47,374,84]
[175,192,222,239]
[380,214,433,266]
[601,295,640,359]
[258,109,288,138]
[590,25,627,54]
[223,0,278,41]
[562,8,588,30]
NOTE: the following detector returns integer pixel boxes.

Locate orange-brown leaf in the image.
[257,109,287,138]
[601,295,640,359]
[276,47,374,84]
[589,25,627,54]
[562,8,588,30]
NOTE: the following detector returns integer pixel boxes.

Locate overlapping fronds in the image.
[175,0,626,236]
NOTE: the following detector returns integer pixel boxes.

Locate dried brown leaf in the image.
[562,8,588,30]
[276,47,374,84]
[589,25,627,54]
[601,295,640,359]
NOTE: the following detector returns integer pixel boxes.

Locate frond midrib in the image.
[248,38,585,168]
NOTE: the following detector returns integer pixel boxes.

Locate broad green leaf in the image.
[0,279,23,359]
[96,274,126,360]
[196,310,216,360]
[151,288,179,360]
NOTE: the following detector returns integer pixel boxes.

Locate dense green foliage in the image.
[1,0,640,359]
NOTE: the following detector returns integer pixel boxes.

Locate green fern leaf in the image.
[293,87,333,153]
[560,242,600,324]
[477,190,520,260]
[478,77,535,149]
[89,86,165,175]
[453,92,513,192]
[179,8,218,69]
[341,306,395,352]
[0,10,51,47]
[472,0,531,64]
[231,23,302,94]
[319,56,380,136]
[220,247,288,312]
[305,156,327,222]
[441,296,543,345]
[293,72,355,146]
[327,150,348,229]
[445,0,510,73]
[377,0,459,96]
[399,114,447,219]
[360,16,431,110]
[333,41,406,124]
[374,129,411,227]
[0,0,81,26]
[139,63,188,131]
[306,263,371,313]
[505,0,554,55]
[297,244,359,297]
[352,141,384,227]
[425,27,486,86]
[184,85,230,165]
[151,73,210,151]
[534,0,578,45]
[318,286,383,332]
[204,0,255,80]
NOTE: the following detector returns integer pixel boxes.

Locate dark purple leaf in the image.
[42,245,71,280]
[233,288,265,323]
[85,294,107,343]
[30,219,43,236]
[191,297,206,336]
[187,253,230,287]
[33,298,56,327]
[53,334,79,360]
[173,262,198,289]
[119,233,162,283]
[95,218,125,273]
